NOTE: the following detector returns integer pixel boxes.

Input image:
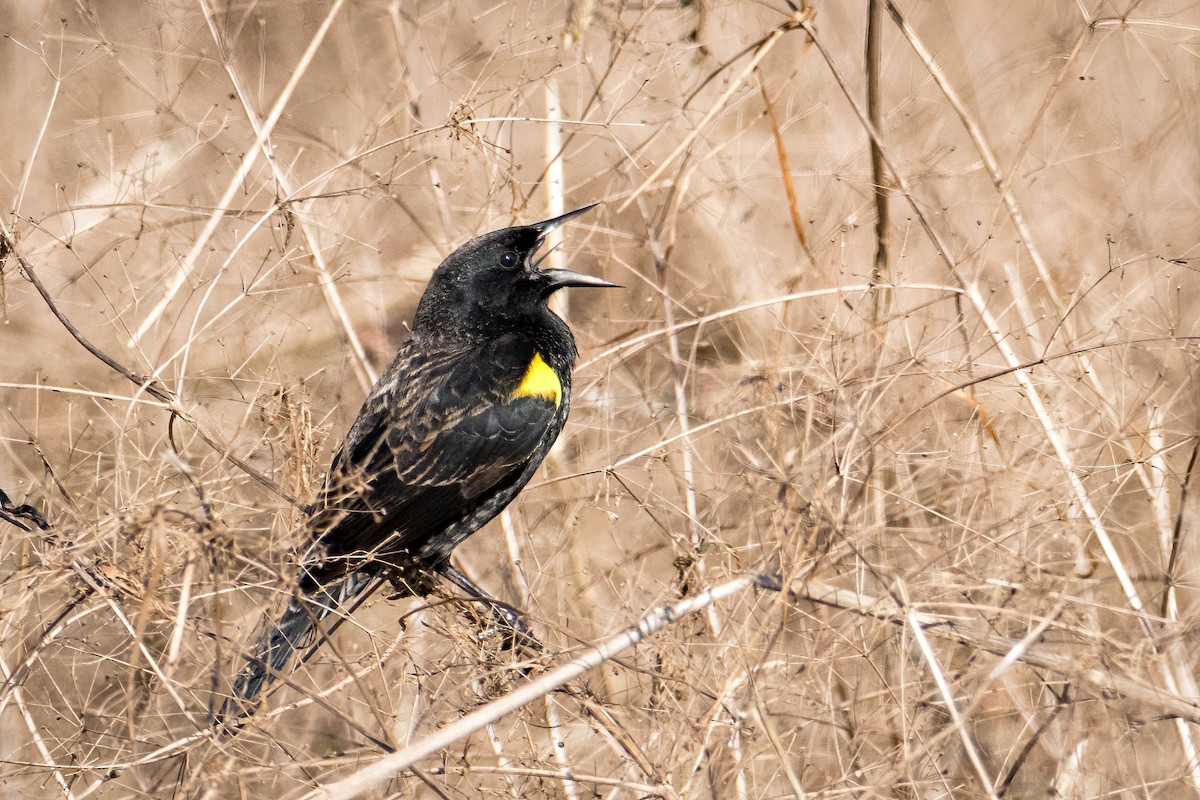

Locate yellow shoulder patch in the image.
[512,352,562,407]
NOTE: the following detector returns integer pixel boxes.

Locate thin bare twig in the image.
[755,70,815,267]
[200,0,375,393]
[616,7,809,213]
[299,575,758,800]
[1,224,296,504]
[130,0,348,346]
[898,580,999,800]
[866,0,891,323]
[791,578,1200,725]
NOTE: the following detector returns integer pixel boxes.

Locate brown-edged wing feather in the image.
[302,332,566,585]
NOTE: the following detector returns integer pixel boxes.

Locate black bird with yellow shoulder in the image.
[221,204,614,720]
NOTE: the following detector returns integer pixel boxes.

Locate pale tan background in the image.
[2,1,1200,797]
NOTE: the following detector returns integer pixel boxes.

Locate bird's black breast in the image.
[302,328,574,585]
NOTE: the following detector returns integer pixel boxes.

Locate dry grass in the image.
[2,0,1200,797]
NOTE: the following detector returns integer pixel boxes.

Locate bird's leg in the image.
[440,565,542,654]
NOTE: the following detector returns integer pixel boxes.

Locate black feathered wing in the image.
[302,332,567,586]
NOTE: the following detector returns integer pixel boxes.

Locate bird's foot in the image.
[474,601,543,655]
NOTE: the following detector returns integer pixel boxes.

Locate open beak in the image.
[528,203,620,290]
[541,267,620,290]
[530,204,600,239]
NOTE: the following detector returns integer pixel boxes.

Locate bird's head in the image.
[412,205,617,338]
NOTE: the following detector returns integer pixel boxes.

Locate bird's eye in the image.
[499,251,521,270]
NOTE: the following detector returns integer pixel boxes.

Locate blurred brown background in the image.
[2,1,1200,797]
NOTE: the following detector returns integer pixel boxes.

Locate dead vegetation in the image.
[2,1,1200,797]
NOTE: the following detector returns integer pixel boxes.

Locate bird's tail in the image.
[218,570,373,724]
